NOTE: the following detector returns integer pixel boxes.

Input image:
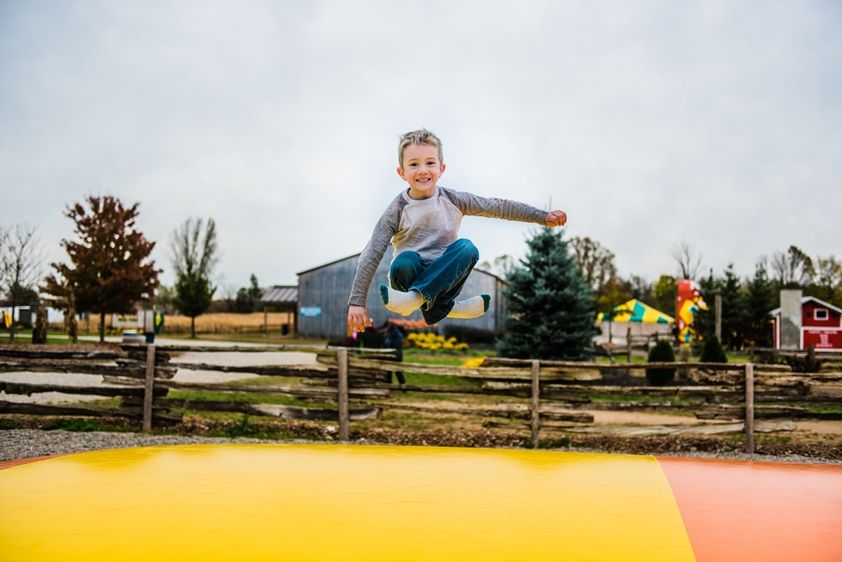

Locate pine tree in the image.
[745,261,775,347]
[496,228,597,360]
[699,334,727,363]
[720,264,747,350]
[694,270,719,341]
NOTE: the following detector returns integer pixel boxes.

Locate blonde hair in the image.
[398,129,443,167]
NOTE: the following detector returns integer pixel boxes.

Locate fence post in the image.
[744,363,755,455]
[143,344,156,433]
[531,360,540,449]
[626,328,632,362]
[337,348,349,441]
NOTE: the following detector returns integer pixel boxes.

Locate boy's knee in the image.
[453,238,479,261]
[393,251,422,271]
[391,251,423,289]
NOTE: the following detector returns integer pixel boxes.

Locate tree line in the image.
[566,238,841,351]
[479,234,841,357]
[3,195,840,351]
[0,195,256,342]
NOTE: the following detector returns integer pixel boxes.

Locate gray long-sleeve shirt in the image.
[348,186,548,307]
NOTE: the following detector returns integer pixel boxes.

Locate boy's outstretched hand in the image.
[348,305,373,333]
[546,210,567,227]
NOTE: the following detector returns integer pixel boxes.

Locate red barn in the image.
[770,295,842,350]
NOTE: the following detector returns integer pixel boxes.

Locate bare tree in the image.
[477,254,516,279]
[771,245,814,288]
[219,282,239,312]
[672,242,703,280]
[811,255,842,304]
[569,236,617,294]
[0,223,44,342]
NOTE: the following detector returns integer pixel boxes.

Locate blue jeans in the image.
[389,238,479,324]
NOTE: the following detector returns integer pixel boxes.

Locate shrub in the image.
[442,324,499,344]
[646,340,676,385]
[699,335,727,363]
[357,328,385,349]
[786,346,823,373]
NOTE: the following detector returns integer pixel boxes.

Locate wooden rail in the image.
[3,342,840,454]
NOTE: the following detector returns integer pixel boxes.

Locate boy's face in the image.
[397,143,445,199]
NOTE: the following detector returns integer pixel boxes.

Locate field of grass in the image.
[156,312,296,334]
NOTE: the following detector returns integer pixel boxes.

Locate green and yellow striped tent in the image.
[597,299,674,324]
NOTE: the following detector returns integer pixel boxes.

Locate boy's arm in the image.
[347,199,401,331]
[445,188,566,226]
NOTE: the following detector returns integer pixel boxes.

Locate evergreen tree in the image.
[646,340,676,385]
[652,274,676,316]
[720,264,747,350]
[171,218,218,339]
[745,261,775,347]
[699,334,727,363]
[694,270,719,340]
[496,228,597,360]
[234,274,263,313]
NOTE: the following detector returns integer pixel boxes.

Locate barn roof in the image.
[261,285,298,304]
[297,253,360,276]
[769,296,842,316]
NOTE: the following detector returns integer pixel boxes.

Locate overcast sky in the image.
[1,0,840,294]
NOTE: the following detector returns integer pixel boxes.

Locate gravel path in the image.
[2,429,839,465]
[0,429,284,462]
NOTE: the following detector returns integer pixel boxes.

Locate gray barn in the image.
[297,248,508,339]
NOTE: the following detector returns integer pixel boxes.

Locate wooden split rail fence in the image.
[2,344,841,454]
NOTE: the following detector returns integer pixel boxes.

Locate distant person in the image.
[380,320,406,385]
[347,129,566,333]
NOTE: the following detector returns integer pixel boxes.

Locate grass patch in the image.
[163,332,327,346]
[400,371,483,389]
[0,331,99,345]
[785,403,842,415]
[0,418,23,430]
[595,355,649,364]
[539,435,572,449]
[165,389,314,407]
[201,414,316,440]
[587,392,697,405]
[224,375,306,388]
[403,348,487,366]
[219,415,267,438]
[42,418,132,432]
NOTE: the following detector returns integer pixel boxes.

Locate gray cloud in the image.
[1,0,840,291]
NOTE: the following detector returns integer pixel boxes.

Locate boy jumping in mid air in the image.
[347,129,567,333]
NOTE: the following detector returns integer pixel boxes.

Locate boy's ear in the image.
[396,166,406,181]
[440,163,446,175]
